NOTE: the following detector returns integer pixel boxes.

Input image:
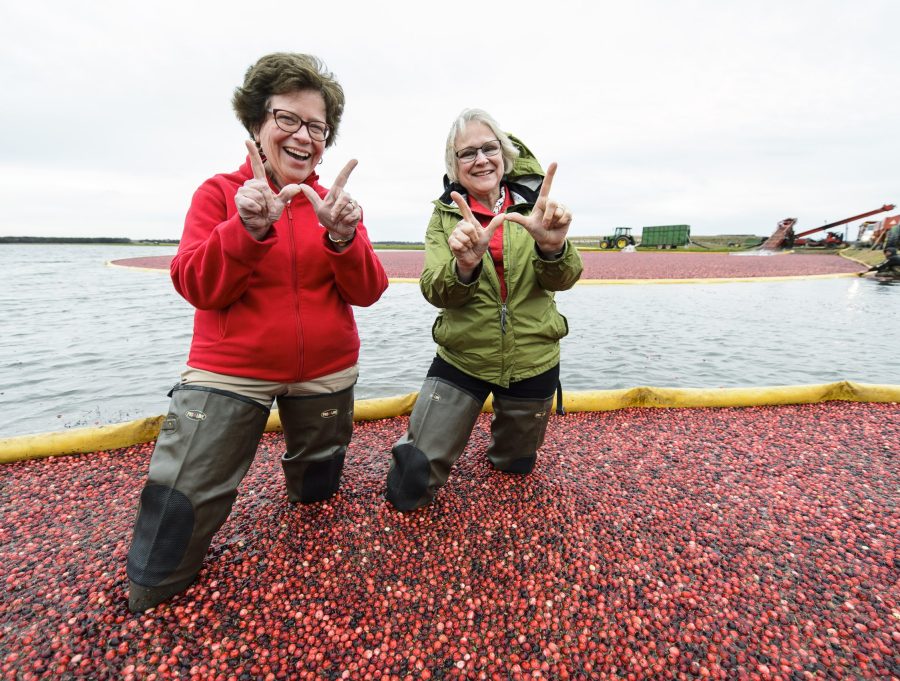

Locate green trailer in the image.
[640,225,691,249]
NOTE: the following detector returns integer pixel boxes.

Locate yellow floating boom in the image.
[1,382,897,464]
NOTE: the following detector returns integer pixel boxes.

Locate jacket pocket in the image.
[550,311,569,341]
[432,312,478,352]
[525,304,569,343]
[432,314,450,348]
[532,309,568,342]
[557,312,569,339]
[217,307,231,339]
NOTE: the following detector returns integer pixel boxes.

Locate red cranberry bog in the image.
[2,398,898,679]
[109,250,868,281]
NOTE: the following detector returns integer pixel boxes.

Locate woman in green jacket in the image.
[385,108,583,511]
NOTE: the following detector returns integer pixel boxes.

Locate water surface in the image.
[1,245,897,438]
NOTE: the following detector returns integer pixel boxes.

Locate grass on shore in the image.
[840,248,886,268]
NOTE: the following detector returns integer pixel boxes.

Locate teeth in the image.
[285,148,310,160]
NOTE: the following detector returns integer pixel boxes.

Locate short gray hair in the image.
[444,108,519,183]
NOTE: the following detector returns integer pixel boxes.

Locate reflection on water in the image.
[1,245,898,438]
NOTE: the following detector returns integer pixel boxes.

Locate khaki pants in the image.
[179,365,359,407]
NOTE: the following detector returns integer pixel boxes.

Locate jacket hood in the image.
[437,133,545,208]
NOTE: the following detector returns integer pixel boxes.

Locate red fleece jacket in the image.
[171,158,389,382]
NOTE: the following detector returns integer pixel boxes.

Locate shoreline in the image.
[110,250,868,281]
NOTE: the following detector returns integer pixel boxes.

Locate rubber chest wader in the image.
[277,386,354,503]
[386,377,483,511]
[486,394,554,474]
[127,386,270,612]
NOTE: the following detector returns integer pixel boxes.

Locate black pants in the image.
[426,355,559,403]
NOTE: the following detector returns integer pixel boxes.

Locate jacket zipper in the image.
[500,216,512,335]
[286,205,304,379]
[499,216,512,382]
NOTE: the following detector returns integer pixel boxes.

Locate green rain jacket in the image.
[420,135,584,387]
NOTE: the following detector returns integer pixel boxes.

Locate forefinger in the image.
[330,159,359,193]
[451,191,478,225]
[538,162,558,201]
[245,139,267,181]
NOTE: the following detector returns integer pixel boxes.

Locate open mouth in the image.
[284,147,311,162]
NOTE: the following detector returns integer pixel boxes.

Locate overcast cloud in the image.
[1,0,897,241]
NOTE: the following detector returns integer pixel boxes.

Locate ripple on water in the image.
[1,245,898,438]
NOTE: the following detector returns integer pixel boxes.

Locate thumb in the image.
[482,212,507,241]
[297,184,323,210]
[278,183,307,204]
[503,212,529,228]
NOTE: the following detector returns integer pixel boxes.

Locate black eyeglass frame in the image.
[267,109,331,141]
[455,139,502,163]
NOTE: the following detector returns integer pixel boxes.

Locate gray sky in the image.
[2,0,897,241]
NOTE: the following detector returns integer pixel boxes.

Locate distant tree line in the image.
[0,236,181,245]
[0,236,424,247]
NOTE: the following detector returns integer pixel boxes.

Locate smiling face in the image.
[255,89,327,187]
[454,121,504,207]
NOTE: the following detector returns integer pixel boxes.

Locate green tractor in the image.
[599,227,636,250]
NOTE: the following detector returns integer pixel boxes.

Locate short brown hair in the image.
[232,53,345,148]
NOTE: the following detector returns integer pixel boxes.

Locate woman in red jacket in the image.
[126,53,388,612]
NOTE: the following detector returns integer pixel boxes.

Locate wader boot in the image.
[278,386,354,504]
[486,394,554,474]
[126,386,270,612]
[386,378,483,511]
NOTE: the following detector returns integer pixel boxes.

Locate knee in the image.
[283,450,346,504]
[127,484,195,587]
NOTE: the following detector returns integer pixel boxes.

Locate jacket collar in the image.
[437,178,538,210]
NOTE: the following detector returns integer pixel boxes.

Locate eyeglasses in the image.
[267,109,331,141]
[455,140,501,163]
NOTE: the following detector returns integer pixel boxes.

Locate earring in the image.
[254,139,267,163]
[317,158,323,166]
